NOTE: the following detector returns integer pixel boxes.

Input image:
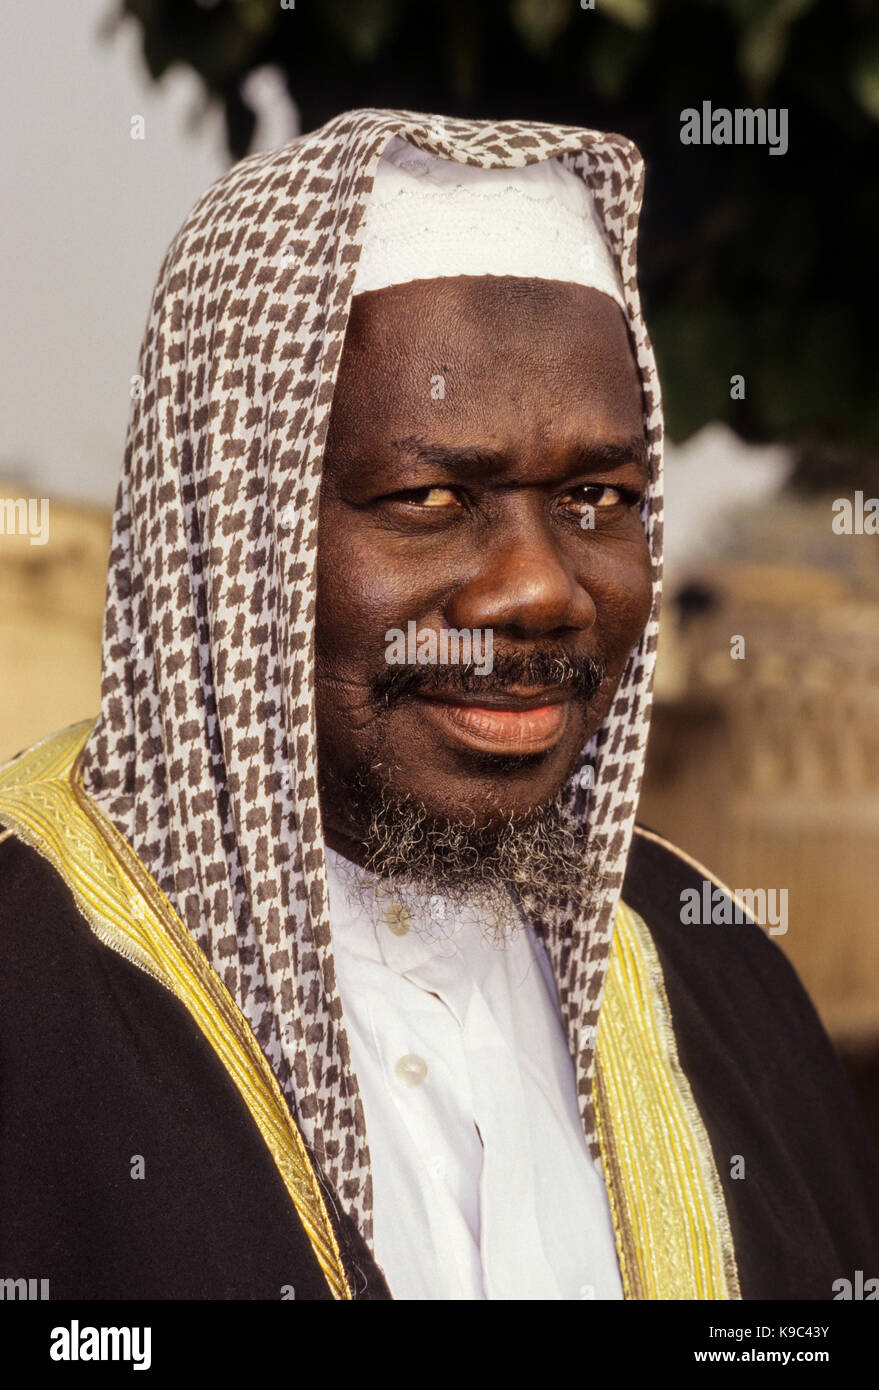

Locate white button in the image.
[384,903,411,936]
[394,1053,428,1087]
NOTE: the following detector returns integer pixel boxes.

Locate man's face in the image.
[315,276,652,860]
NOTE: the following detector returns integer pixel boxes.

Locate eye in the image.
[393,486,463,509]
[562,483,629,518]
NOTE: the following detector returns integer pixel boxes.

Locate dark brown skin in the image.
[315,276,653,864]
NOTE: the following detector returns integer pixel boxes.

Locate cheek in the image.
[314,511,376,661]
[587,532,654,665]
[314,508,425,670]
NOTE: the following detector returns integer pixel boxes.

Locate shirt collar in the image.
[324,844,505,975]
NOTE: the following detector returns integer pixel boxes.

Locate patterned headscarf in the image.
[78,108,664,1245]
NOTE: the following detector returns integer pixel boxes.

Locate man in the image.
[1,108,877,1300]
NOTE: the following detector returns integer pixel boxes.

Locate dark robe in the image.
[1,825,877,1300]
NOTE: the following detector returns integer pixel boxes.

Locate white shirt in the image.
[326,846,623,1301]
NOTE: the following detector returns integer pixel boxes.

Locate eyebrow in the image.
[391,433,651,480]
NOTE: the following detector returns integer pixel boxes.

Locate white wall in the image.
[0,1,295,505]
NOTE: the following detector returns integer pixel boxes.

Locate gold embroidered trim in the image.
[0,721,352,1301]
[595,899,741,1300]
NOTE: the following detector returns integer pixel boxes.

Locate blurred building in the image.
[0,483,110,764]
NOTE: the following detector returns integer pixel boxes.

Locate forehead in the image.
[326,276,644,452]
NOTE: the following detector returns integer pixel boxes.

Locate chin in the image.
[398,768,573,829]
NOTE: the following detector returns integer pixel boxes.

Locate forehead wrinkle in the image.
[386,432,649,484]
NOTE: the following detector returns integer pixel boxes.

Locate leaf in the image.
[596,0,653,31]
[582,24,645,101]
[852,38,879,121]
[232,0,276,37]
[511,0,572,55]
[320,0,401,62]
[735,0,819,87]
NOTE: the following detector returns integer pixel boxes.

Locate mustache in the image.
[371,647,608,708]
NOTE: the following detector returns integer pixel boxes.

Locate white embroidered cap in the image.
[353,135,627,312]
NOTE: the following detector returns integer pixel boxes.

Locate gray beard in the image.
[325,771,597,943]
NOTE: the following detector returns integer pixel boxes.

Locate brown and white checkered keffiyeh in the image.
[79,108,664,1246]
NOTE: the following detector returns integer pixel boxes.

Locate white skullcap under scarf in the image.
[77,109,664,1252]
[353,134,627,308]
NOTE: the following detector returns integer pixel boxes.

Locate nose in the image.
[445,508,596,640]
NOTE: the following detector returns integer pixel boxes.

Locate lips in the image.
[416,687,572,754]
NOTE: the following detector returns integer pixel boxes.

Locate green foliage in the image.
[113,0,879,480]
